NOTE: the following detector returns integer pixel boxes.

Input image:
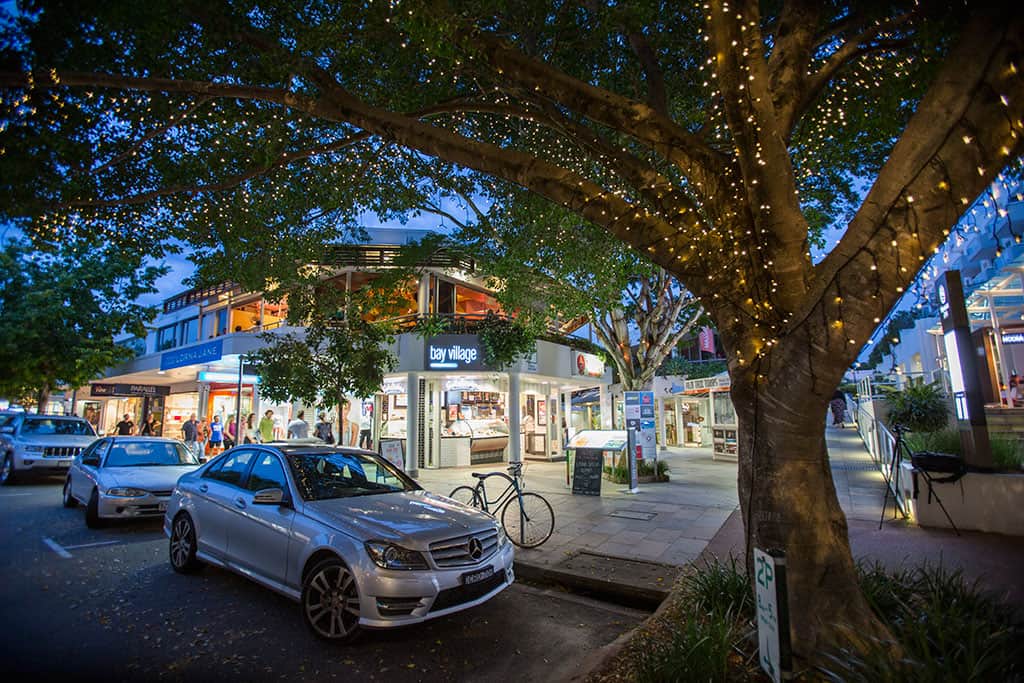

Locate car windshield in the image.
[105,442,198,467]
[21,418,95,436]
[286,451,420,501]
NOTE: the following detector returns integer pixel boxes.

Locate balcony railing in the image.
[318,244,476,272]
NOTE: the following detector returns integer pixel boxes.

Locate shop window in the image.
[201,308,230,339]
[455,285,503,318]
[435,278,455,315]
[229,300,261,333]
[157,325,178,351]
[179,317,198,345]
[262,299,288,330]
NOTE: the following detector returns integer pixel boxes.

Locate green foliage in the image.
[825,563,1024,682]
[864,311,919,371]
[476,313,536,369]
[905,428,1024,470]
[633,606,739,683]
[0,238,163,405]
[410,314,451,340]
[685,556,755,621]
[603,456,669,483]
[885,382,950,433]
[246,290,397,408]
[658,357,727,379]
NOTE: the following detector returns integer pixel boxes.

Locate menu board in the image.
[571,448,603,496]
[567,430,627,450]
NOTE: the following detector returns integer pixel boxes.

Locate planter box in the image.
[898,462,1024,536]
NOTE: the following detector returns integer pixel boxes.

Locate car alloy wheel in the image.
[169,514,203,573]
[62,479,78,508]
[302,558,361,641]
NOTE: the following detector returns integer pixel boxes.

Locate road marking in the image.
[42,537,72,559]
[63,540,120,551]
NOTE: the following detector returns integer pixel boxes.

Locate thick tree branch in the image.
[803,9,1024,343]
[707,0,810,314]
[626,30,668,116]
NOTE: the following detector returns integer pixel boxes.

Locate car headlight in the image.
[24,445,44,453]
[106,487,149,498]
[365,541,429,570]
[496,525,509,548]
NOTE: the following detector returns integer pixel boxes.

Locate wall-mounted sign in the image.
[698,326,716,354]
[160,339,223,371]
[90,383,170,397]
[426,334,489,371]
[1001,331,1024,345]
[197,371,261,384]
[382,379,407,395]
[572,351,605,377]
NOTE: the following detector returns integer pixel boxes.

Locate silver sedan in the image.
[64,437,201,528]
[164,444,514,641]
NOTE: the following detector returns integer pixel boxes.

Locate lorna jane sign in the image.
[426,335,489,371]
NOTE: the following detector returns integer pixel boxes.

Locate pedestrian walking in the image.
[244,413,259,444]
[830,390,847,427]
[339,400,359,446]
[225,414,237,448]
[140,413,157,436]
[115,413,135,436]
[209,415,225,455]
[258,410,275,443]
[182,414,200,459]
[358,404,372,450]
[287,410,310,439]
[314,412,334,444]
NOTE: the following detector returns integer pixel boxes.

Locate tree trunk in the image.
[729,334,892,664]
[36,385,51,414]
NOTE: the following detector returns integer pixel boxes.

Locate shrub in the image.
[825,563,1024,682]
[904,428,1024,470]
[886,381,950,433]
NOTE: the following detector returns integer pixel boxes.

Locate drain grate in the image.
[830,461,879,472]
[609,510,657,521]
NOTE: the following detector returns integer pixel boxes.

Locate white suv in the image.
[0,414,98,485]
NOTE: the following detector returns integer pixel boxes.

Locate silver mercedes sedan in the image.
[64,437,201,528]
[164,444,514,641]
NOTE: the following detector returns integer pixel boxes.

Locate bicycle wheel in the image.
[501,492,554,548]
[449,485,483,510]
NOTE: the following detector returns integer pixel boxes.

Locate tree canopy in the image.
[2,0,1023,664]
[0,237,163,408]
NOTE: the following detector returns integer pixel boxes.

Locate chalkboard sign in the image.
[572,448,603,496]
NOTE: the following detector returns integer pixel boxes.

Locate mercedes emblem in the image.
[468,537,483,560]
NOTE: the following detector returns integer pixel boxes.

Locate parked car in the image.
[165,444,514,641]
[64,437,201,528]
[0,414,98,485]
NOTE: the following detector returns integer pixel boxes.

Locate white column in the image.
[508,372,522,462]
[563,392,573,440]
[598,384,612,428]
[406,372,420,477]
[549,390,560,457]
[658,397,668,450]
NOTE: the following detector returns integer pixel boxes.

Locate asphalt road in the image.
[0,477,644,682]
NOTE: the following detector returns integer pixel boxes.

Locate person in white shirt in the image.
[287,410,309,439]
[358,404,372,449]
[339,400,359,446]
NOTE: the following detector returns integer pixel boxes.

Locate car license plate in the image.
[158,502,167,512]
[57,460,71,468]
[461,567,493,585]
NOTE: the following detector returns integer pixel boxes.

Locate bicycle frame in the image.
[473,471,520,514]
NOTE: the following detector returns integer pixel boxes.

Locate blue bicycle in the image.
[449,462,555,548]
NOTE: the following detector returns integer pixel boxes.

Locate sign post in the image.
[937,271,993,468]
[754,548,791,683]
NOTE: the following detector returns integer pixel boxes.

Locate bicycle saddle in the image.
[471,472,488,479]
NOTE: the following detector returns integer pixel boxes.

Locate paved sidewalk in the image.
[415,446,739,570]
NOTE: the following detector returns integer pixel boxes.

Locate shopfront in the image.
[375,333,610,473]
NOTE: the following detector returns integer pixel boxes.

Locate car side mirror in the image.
[252,487,289,507]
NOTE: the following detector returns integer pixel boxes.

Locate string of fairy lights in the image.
[1,2,1019,379]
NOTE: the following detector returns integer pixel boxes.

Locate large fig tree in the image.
[2,0,1022,663]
